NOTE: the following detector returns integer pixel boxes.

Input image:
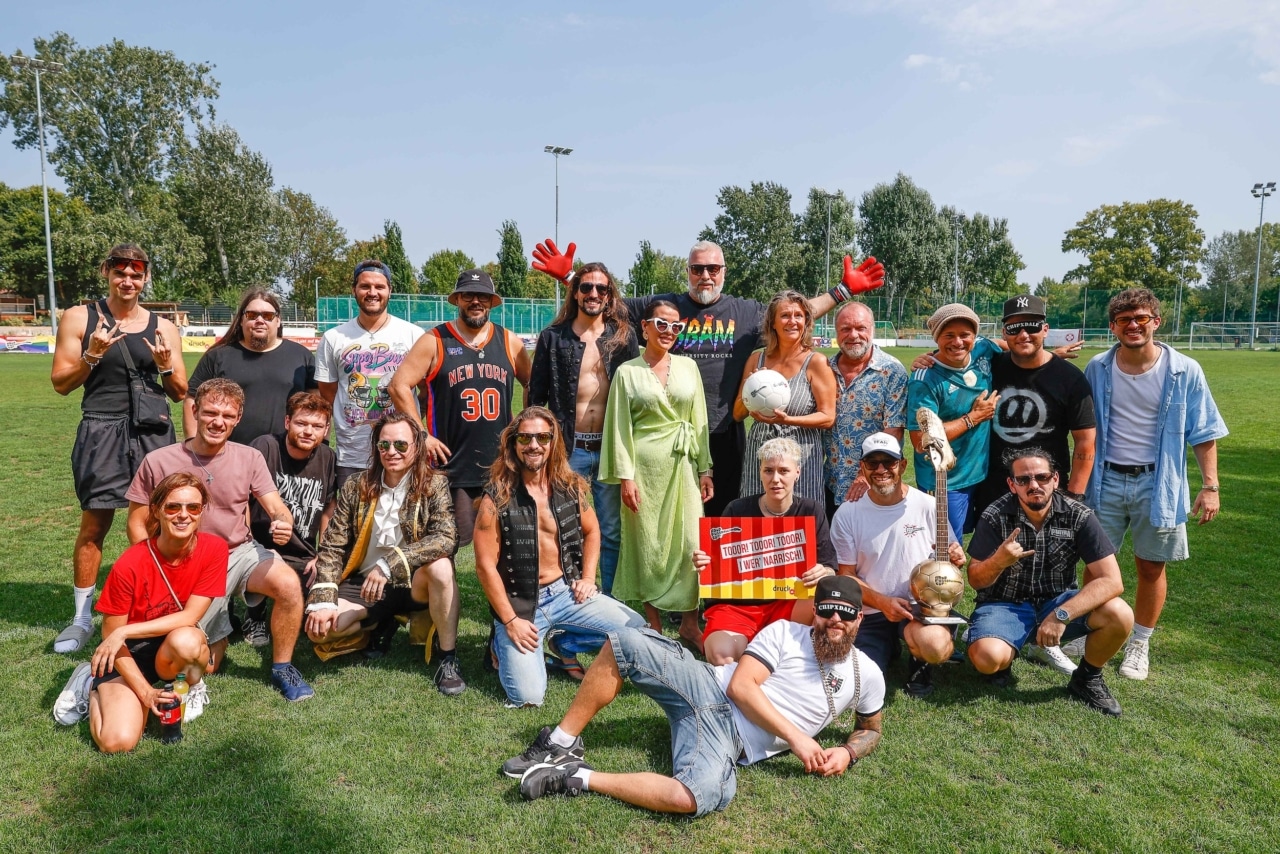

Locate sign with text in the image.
[699,516,816,600]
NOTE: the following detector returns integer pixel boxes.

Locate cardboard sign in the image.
[699,516,817,600]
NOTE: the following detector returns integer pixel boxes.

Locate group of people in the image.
[47,238,1226,818]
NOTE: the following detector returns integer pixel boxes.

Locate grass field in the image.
[1,348,1278,854]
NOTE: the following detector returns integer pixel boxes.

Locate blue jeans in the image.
[947,485,979,537]
[569,446,621,593]
[1094,467,1188,563]
[493,578,644,707]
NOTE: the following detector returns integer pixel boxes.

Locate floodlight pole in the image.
[1249,181,1275,349]
[314,277,322,322]
[544,145,573,313]
[953,211,963,302]
[10,55,64,335]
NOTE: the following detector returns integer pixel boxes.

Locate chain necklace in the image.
[187,444,221,485]
[760,497,793,517]
[812,627,861,729]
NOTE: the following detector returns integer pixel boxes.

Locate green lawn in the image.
[1,349,1277,854]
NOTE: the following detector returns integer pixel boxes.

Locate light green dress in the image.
[600,355,711,612]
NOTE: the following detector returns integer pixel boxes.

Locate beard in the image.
[840,341,870,361]
[579,300,605,317]
[520,453,547,473]
[689,284,723,306]
[461,310,489,330]
[812,625,858,666]
[870,480,898,497]
[1024,494,1050,511]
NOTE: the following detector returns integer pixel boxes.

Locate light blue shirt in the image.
[1084,343,1228,527]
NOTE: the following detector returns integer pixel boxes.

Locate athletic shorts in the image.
[338,574,428,627]
[92,635,165,689]
[72,413,174,511]
[702,601,796,645]
[198,540,279,644]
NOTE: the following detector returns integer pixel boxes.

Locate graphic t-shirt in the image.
[249,433,336,569]
[907,337,1003,492]
[126,441,278,548]
[315,315,424,468]
[188,341,317,445]
[96,532,228,625]
[626,293,763,433]
[715,620,885,765]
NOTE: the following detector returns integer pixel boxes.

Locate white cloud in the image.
[1061,114,1168,165]
[901,53,990,90]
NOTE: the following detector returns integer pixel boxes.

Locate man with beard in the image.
[316,260,424,488]
[184,288,317,445]
[823,301,908,520]
[532,239,885,514]
[474,408,645,708]
[831,433,965,697]
[967,448,1133,715]
[504,576,884,816]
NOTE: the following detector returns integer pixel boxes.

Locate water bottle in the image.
[159,682,183,744]
[174,673,189,712]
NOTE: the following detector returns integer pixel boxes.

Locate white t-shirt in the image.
[1106,349,1166,466]
[315,315,424,468]
[715,620,885,765]
[830,488,957,615]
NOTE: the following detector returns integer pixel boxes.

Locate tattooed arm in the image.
[816,710,883,777]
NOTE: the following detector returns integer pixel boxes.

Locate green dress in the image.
[600,355,711,612]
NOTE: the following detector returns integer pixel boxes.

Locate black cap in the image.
[814,575,862,612]
[449,269,503,306]
[1002,294,1046,321]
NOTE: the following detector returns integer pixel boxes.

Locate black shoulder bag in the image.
[111,309,172,431]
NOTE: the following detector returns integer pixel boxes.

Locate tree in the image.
[0,33,219,219]
[858,173,951,322]
[1198,225,1280,322]
[276,188,346,307]
[495,220,527,298]
[794,189,857,293]
[524,268,558,300]
[628,240,687,297]
[419,249,477,295]
[0,182,101,303]
[1061,199,1206,307]
[382,220,417,294]
[940,207,1025,301]
[1032,275,1083,326]
[700,181,801,304]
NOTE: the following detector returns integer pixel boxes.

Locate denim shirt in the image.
[1084,343,1228,527]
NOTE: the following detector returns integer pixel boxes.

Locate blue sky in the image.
[3,0,1278,291]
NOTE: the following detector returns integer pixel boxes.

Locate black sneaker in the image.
[501,726,585,779]
[520,761,589,801]
[904,658,935,698]
[985,666,1014,689]
[241,615,270,648]
[364,619,398,660]
[1067,669,1122,717]
[433,656,466,696]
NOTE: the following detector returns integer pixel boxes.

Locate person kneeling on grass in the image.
[303,411,461,694]
[54,473,226,751]
[502,576,884,817]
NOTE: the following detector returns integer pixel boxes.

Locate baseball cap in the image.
[449,269,503,307]
[861,432,903,460]
[1002,294,1047,321]
[926,303,980,340]
[814,575,863,620]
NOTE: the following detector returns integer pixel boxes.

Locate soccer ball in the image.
[742,369,791,419]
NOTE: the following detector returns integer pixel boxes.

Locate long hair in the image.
[549,261,635,362]
[760,290,815,355]
[145,472,209,551]
[215,287,283,350]
[360,410,436,508]
[486,406,586,511]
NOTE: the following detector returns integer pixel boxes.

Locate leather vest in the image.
[486,481,584,620]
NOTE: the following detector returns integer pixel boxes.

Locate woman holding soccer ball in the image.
[733,290,837,501]
[601,301,713,648]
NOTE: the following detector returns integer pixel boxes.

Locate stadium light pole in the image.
[544,145,573,314]
[314,276,322,322]
[9,54,64,335]
[952,210,963,302]
[1250,182,1275,349]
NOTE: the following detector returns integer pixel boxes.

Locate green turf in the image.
[1,349,1277,853]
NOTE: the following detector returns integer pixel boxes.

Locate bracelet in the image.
[158,368,174,377]
[842,743,859,766]
[1064,490,1085,501]
[503,615,518,626]
[1201,485,1219,492]
[962,414,973,430]
[82,352,102,368]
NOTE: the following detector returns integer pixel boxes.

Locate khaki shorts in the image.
[198,540,279,643]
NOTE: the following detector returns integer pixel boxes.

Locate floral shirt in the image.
[824,347,908,499]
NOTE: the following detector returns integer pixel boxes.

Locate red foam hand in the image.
[842,256,886,295]
[531,239,577,282]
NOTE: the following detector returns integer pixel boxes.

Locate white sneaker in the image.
[53,662,93,725]
[1024,643,1078,675]
[1118,636,1150,680]
[1060,636,1087,659]
[184,680,210,722]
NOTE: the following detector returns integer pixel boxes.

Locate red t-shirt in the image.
[96,533,229,625]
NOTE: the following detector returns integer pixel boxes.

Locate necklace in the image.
[760,497,792,517]
[453,322,493,360]
[811,627,861,727]
[188,444,221,485]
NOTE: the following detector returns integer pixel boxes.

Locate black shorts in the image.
[338,575,428,627]
[72,413,175,511]
[92,635,166,690]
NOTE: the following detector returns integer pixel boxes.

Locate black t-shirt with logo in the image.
[250,433,336,570]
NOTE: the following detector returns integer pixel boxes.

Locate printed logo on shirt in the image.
[446,346,464,356]
[824,671,844,694]
[674,314,736,356]
[994,388,1050,443]
[338,343,407,428]
[902,523,926,538]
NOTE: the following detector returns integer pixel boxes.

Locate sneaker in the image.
[501,726,586,779]
[184,680,210,722]
[241,615,270,648]
[433,656,466,696]
[1067,668,1122,716]
[520,760,589,801]
[1118,636,1150,680]
[1060,635,1087,659]
[985,666,1014,689]
[903,658,935,698]
[1024,644,1078,675]
[53,662,93,725]
[270,663,315,702]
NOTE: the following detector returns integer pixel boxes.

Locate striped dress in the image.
[739,351,827,501]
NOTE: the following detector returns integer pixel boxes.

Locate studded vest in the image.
[486,480,584,620]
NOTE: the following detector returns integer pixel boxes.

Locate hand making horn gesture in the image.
[86,315,127,362]
[994,527,1034,570]
[144,327,174,374]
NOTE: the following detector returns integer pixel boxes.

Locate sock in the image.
[439,648,456,661]
[549,726,578,748]
[570,767,592,791]
[72,585,95,625]
[1077,660,1103,679]
[245,601,267,620]
[1131,625,1154,643]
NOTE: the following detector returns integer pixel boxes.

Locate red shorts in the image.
[702,600,797,644]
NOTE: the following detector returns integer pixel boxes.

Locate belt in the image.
[1105,462,1154,475]
[574,436,602,451]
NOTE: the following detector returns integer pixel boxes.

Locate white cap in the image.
[861,432,903,460]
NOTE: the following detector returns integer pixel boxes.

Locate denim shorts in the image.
[605,626,742,817]
[969,589,1092,653]
[1094,467,1189,563]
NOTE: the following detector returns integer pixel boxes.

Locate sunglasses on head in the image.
[515,431,553,447]
[244,310,278,322]
[814,601,860,621]
[376,439,412,453]
[688,264,723,276]
[161,501,204,516]
[108,257,148,275]
[1003,320,1045,336]
[577,281,611,296]
[1011,473,1055,486]
[645,318,686,334]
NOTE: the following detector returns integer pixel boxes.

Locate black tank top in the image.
[80,300,164,414]
[424,322,516,487]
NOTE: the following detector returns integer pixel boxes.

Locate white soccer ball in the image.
[742,369,791,419]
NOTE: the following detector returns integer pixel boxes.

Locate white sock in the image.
[570,767,592,791]
[549,726,578,748]
[1131,624,1154,643]
[72,586,96,625]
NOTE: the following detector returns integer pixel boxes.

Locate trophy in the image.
[909,408,967,625]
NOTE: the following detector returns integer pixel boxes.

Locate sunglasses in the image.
[1003,320,1045,336]
[244,310,278,322]
[861,456,898,471]
[460,293,491,304]
[688,264,724,276]
[645,318,687,334]
[1111,315,1156,328]
[814,602,860,621]
[108,257,148,275]
[161,502,204,516]
[1011,473,1055,486]
[515,432,553,447]
[577,282,611,296]
[376,439,412,453]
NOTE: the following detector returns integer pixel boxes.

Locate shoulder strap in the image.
[146,540,185,611]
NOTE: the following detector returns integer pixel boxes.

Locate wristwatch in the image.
[1054,607,1070,622]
